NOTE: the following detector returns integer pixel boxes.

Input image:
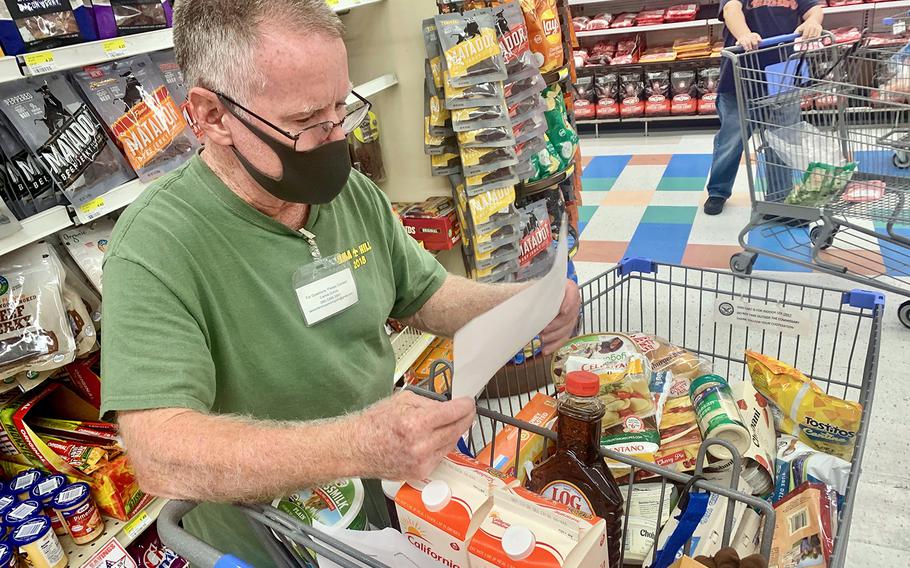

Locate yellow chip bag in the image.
[746,351,862,461]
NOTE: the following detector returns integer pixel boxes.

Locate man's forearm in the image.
[803,5,823,24]
[723,2,752,41]
[119,409,365,503]
[402,274,526,337]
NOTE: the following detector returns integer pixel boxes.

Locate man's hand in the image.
[795,21,823,39]
[540,279,581,356]
[355,390,476,480]
[736,32,763,51]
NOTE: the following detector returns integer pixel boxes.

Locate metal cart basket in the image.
[721,30,910,327]
[159,260,883,568]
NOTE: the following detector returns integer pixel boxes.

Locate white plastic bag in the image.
[765,121,846,173]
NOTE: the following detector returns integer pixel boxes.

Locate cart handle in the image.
[723,30,836,54]
[158,501,255,568]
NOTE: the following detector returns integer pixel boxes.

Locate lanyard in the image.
[298,228,322,260]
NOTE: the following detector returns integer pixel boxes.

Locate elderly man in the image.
[100,0,580,565]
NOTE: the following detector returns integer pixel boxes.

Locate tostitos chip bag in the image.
[746,351,862,462]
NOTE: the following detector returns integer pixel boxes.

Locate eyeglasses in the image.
[216,90,372,151]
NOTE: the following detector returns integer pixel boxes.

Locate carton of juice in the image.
[475,393,558,483]
[469,486,608,567]
[395,452,518,568]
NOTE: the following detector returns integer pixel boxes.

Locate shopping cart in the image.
[159,259,883,568]
[721,30,910,328]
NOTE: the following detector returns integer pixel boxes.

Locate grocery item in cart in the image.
[273,478,367,537]
[527,369,625,568]
[773,435,851,505]
[468,486,608,567]
[126,525,189,568]
[0,242,76,381]
[492,1,538,81]
[0,0,96,55]
[690,374,751,461]
[396,452,518,568]
[0,75,136,208]
[475,393,557,483]
[841,179,885,202]
[436,10,508,87]
[746,351,862,462]
[92,1,171,38]
[770,482,835,567]
[9,515,66,568]
[59,217,112,294]
[784,162,857,207]
[51,482,104,544]
[519,0,564,73]
[619,483,676,563]
[72,54,198,183]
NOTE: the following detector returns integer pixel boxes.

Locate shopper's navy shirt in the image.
[718,0,821,94]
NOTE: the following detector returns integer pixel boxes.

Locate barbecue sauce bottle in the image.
[527,370,624,568]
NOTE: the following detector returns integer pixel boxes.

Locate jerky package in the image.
[0,121,60,216]
[457,125,515,148]
[452,102,510,132]
[0,75,136,208]
[0,0,97,55]
[425,86,453,137]
[72,54,198,183]
[466,165,517,193]
[431,151,461,177]
[0,241,76,381]
[423,17,445,97]
[444,81,504,110]
[93,0,172,39]
[424,118,453,156]
[436,9,507,87]
[491,1,539,82]
[504,73,545,106]
[149,49,203,141]
[461,146,518,176]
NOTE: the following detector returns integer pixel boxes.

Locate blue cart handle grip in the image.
[757,32,801,48]
[214,555,254,568]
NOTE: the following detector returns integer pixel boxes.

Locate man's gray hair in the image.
[173,0,345,103]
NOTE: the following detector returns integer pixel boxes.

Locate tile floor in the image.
[575,131,910,565]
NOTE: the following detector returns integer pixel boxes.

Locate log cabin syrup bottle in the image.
[527,370,624,568]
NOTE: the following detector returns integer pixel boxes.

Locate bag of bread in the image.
[0,242,76,381]
[519,0,564,73]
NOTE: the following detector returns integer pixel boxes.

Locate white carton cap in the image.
[381,480,404,500]
[502,525,536,561]
[421,480,452,512]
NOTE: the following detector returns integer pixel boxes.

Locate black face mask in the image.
[226,107,352,204]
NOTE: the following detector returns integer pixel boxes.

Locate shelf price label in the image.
[122,509,152,541]
[102,38,129,59]
[79,197,106,222]
[23,51,56,75]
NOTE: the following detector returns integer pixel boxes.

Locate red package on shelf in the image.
[616,37,639,54]
[665,3,699,22]
[573,16,590,32]
[831,26,862,44]
[645,95,670,115]
[597,98,620,118]
[672,94,697,114]
[588,13,613,30]
[575,99,597,119]
[698,93,717,114]
[621,98,645,116]
[611,53,639,65]
[592,39,617,55]
[636,10,667,25]
[610,13,637,28]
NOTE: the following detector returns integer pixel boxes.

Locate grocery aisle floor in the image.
[576,132,910,564]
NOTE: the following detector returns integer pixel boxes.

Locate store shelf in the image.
[19,29,173,77]
[518,165,576,197]
[0,56,21,83]
[330,0,384,12]
[823,0,910,15]
[63,498,168,566]
[391,327,435,382]
[348,73,398,104]
[0,206,73,257]
[578,114,718,124]
[577,55,721,74]
[71,179,148,225]
[575,18,723,38]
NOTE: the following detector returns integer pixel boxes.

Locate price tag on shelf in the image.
[102,38,129,59]
[23,51,56,75]
[79,197,106,222]
[122,509,152,541]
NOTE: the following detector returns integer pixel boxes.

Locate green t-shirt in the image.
[100,156,447,566]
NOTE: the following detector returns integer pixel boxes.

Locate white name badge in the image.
[295,266,358,326]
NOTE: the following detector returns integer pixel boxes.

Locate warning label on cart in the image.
[712,298,813,337]
[84,538,137,568]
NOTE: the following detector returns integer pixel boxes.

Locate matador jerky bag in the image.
[436,9,507,87]
[0,120,60,218]
[0,0,97,55]
[491,1,538,82]
[149,49,202,141]
[72,54,198,183]
[0,240,76,381]
[92,0,172,39]
[0,75,135,208]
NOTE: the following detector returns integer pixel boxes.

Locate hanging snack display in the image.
[0,75,136,208]
[435,10,508,87]
[492,0,539,82]
[423,17,445,97]
[349,109,386,183]
[72,54,198,183]
[0,0,97,55]
[93,0,172,38]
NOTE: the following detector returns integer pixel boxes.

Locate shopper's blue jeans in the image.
[707,91,793,202]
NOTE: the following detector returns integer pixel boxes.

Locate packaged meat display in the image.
[588,13,612,30]
[620,71,645,117]
[639,46,676,63]
[671,70,698,115]
[610,13,636,28]
[92,1,173,39]
[0,0,98,55]
[573,49,589,68]
[831,26,861,44]
[436,10,508,87]
[664,3,699,22]
[492,1,539,82]
[635,9,666,26]
[573,16,590,32]
[644,70,670,116]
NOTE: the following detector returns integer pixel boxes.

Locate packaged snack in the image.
[504,72,544,105]
[349,110,385,183]
[572,16,589,32]
[436,10,508,87]
[698,92,717,115]
[513,114,546,144]
[399,197,461,251]
[773,435,851,505]
[620,483,675,563]
[466,185,516,223]
[457,125,515,148]
[0,242,76,381]
[508,94,545,125]
[92,1,171,38]
[149,49,202,140]
[0,0,96,55]
[785,162,857,207]
[620,71,645,117]
[423,18,445,96]
[472,220,520,256]
[452,102,510,132]
[72,54,198,183]
[0,75,136,208]
[528,136,560,180]
[395,452,518,568]
[61,285,95,357]
[770,483,835,568]
[610,13,636,28]
[444,81,505,110]
[491,1,538,81]
[431,151,461,177]
[466,166,517,194]
[575,76,596,102]
[517,198,551,266]
[665,4,699,22]
[426,87,453,137]
[519,0,563,73]
[468,487,608,568]
[671,70,698,115]
[424,120,452,156]
[746,351,862,461]
[0,121,60,217]
[476,393,557,483]
[59,218,113,294]
[127,525,189,568]
[645,70,671,115]
[542,85,578,168]
[473,257,519,282]
[842,179,885,202]
[698,66,720,94]
[471,240,521,271]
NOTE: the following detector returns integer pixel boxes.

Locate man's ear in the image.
[188,87,233,146]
